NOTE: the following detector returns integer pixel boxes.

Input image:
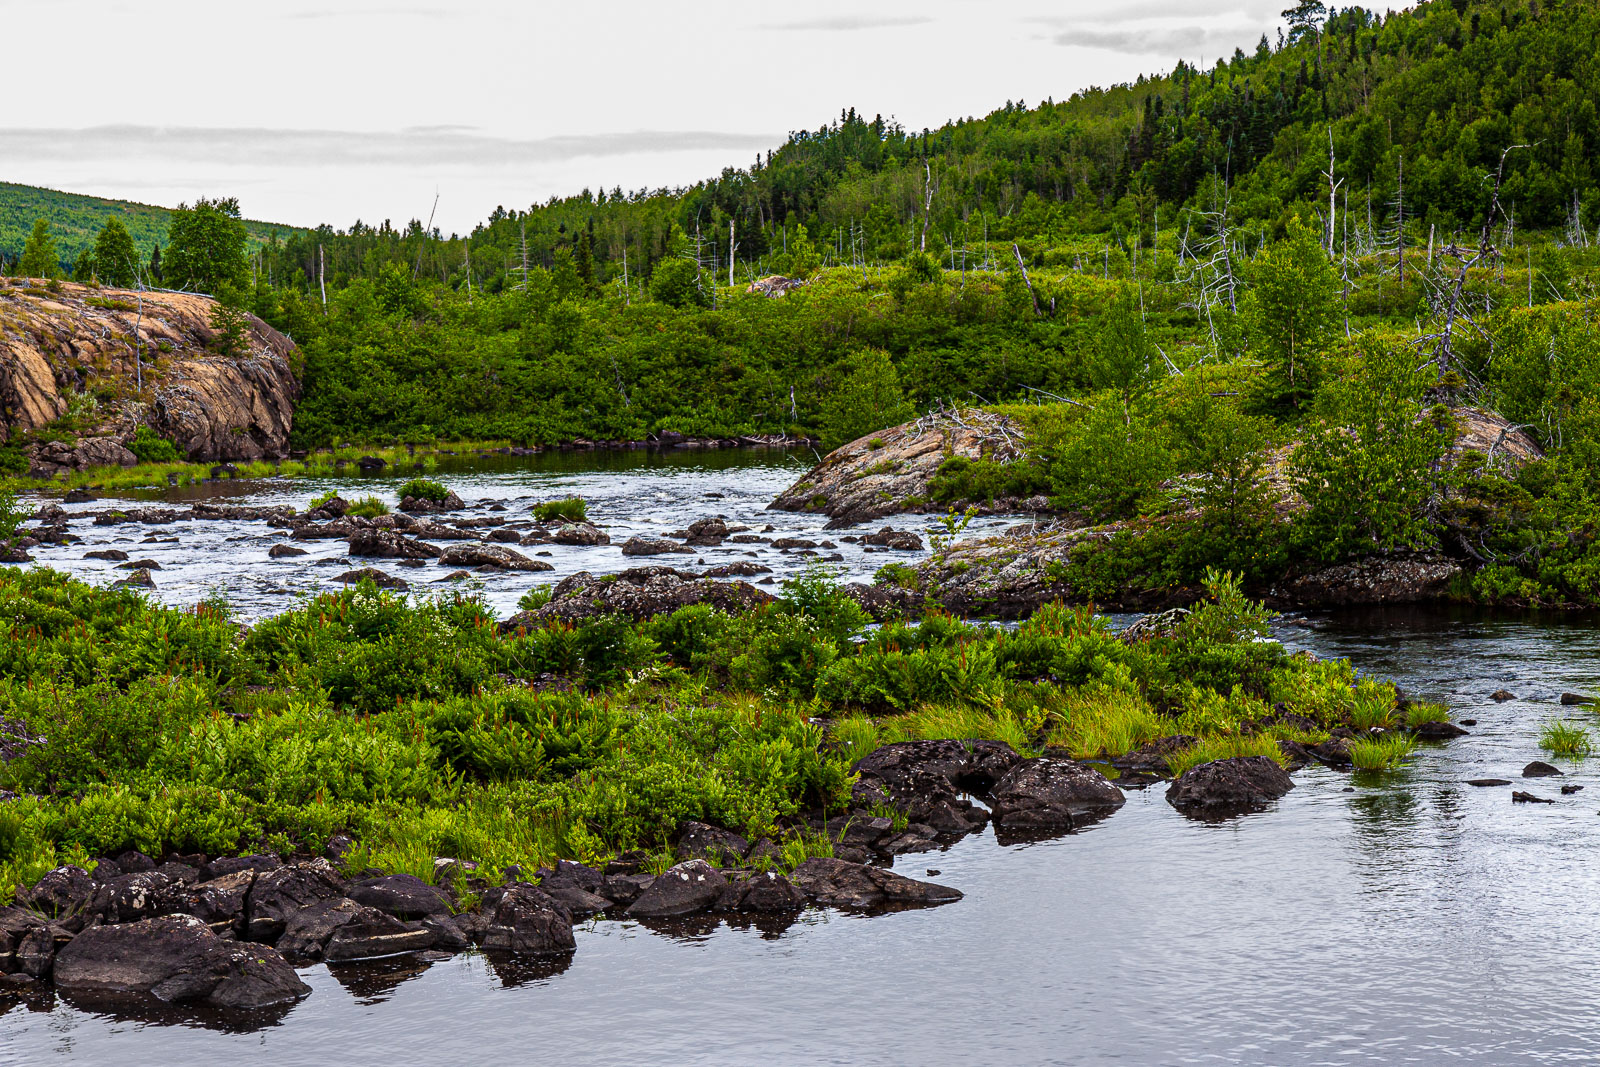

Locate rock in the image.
[502,567,773,627]
[853,738,1022,795]
[1523,761,1564,777]
[113,567,156,589]
[552,522,610,546]
[1273,555,1463,607]
[714,871,808,913]
[1512,790,1555,804]
[53,914,310,1009]
[16,865,99,915]
[770,408,1027,523]
[1562,784,1586,795]
[600,873,655,907]
[621,536,695,556]
[102,871,181,923]
[347,874,453,920]
[1166,757,1295,816]
[324,909,437,962]
[683,518,728,546]
[16,925,62,978]
[626,860,729,918]
[336,567,408,591]
[269,543,308,558]
[306,497,349,520]
[357,455,387,472]
[244,860,347,941]
[1412,720,1469,739]
[863,527,925,551]
[675,821,751,863]
[746,275,805,298]
[701,562,773,578]
[114,558,162,570]
[72,436,138,469]
[1560,692,1593,705]
[788,858,962,910]
[487,528,523,543]
[988,757,1126,831]
[84,549,129,561]
[348,527,441,560]
[1467,778,1511,787]
[771,538,818,549]
[176,871,256,936]
[437,543,553,572]
[481,885,576,956]
[275,897,366,963]
[399,491,466,513]
[1491,690,1515,702]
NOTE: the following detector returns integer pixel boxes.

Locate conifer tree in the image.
[94,216,139,288]
[71,249,96,283]
[18,219,61,279]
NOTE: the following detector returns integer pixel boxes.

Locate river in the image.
[4,456,1600,1065]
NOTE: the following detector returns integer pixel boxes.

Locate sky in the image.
[0,0,1296,233]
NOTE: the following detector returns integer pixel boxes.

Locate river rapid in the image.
[5,454,1600,1065]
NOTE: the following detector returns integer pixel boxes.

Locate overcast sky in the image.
[0,0,1294,233]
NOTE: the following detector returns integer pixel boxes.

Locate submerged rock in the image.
[788,858,962,910]
[437,543,554,572]
[988,757,1125,832]
[620,536,695,557]
[502,567,773,627]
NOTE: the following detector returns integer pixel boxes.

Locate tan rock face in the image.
[0,280,299,461]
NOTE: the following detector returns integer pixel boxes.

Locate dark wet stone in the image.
[53,914,310,1009]
[15,865,98,915]
[862,527,924,551]
[347,527,441,560]
[1467,778,1511,787]
[1523,761,1564,778]
[990,757,1125,832]
[268,543,308,558]
[84,549,129,561]
[1560,692,1594,706]
[437,543,553,571]
[600,873,655,907]
[1491,690,1514,702]
[200,854,282,882]
[336,567,408,591]
[347,874,453,920]
[480,885,575,956]
[177,871,256,937]
[683,518,729,546]
[713,870,807,913]
[114,559,162,570]
[620,536,695,556]
[113,567,156,589]
[244,860,347,942]
[626,860,728,918]
[789,858,961,910]
[1166,757,1294,818]
[1412,720,1469,739]
[675,821,751,863]
[1512,790,1555,804]
[1562,784,1585,795]
[102,871,182,923]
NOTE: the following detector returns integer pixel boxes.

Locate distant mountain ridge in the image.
[0,182,302,272]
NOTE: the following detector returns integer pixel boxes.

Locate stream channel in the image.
[4,450,1600,1065]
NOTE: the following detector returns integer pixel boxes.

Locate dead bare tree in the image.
[1012,243,1040,316]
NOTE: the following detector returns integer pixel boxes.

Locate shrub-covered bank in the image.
[0,564,1466,1007]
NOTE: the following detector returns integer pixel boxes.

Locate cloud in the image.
[0,125,779,171]
[1052,25,1237,54]
[762,14,932,32]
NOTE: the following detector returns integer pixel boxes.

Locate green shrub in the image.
[346,496,390,518]
[398,478,449,502]
[1348,732,1418,770]
[534,497,588,523]
[128,426,182,464]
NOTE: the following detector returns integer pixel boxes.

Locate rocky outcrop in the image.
[500,567,774,627]
[988,757,1126,832]
[1166,756,1294,818]
[1269,554,1462,608]
[770,408,1036,525]
[787,858,961,910]
[0,281,299,467]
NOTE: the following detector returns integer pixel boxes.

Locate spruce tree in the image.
[71,249,96,283]
[1244,217,1342,414]
[94,216,139,288]
[18,219,61,279]
[163,197,248,294]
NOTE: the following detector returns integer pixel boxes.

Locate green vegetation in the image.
[1539,720,1592,757]
[1348,733,1419,770]
[534,497,588,523]
[0,565,1425,897]
[127,426,182,464]
[344,495,390,519]
[398,478,450,503]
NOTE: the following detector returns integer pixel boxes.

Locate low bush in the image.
[534,497,588,523]
[398,478,450,502]
[128,426,182,464]
[346,495,390,518]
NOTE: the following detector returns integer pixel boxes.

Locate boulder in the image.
[113,567,156,589]
[72,436,138,469]
[437,543,554,572]
[348,527,441,560]
[306,497,349,520]
[553,522,610,546]
[988,757,1126,831]
[335,567,408,590]
[268,543,308,558]
[621,536,695,557]
[480,885,576,956]
[244,859,347,941]
[1560,692,1594,706]
[501,567,773,627]
[84,549,129,562]
[626,860,729,918]
[788,858,962,909]
[176,870,257,936]
[862,527,925,551]
[1491,690,1515,702]
[1166,756,1295,816]
[399,491,466,513]
[1273,555,1463,607]
[101,871,181,923]
[852,739,1022,795]
[1523,761,1564,778]
[52,914,310,1009]
[347,874,453,920]
[15,865,99,915]
[714,871,808,913]
[675,821,751,863]
[683,518,728,546]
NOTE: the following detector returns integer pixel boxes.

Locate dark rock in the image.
[1560,692,1593,706]
[620,536,695,557]
[336,567,409,591]
[1166,757,1294,817]
[626,860,728,918]
[113,567,156,589]
[1467,778,1511,787]
[16,865,98,915]
[1562,784,1585,794]
[989,757,1126,831]
[348,874,453,920]
[348,527,441,560]
[1461,719,1478,726]
[502,566,773,626]
[862,527,924,551]
[306,497,349,520]
[675,821,751,863]
[600,873,655,907]
[275,898,364,963]
[1523,761,1564,778]
[52,914,310,1009]
[700,561,773,578]
[1412,720,1469,739]
[852,738,1022,796]
[115,559,162,570]
[1512,790,1555,804]
[1273,554,1462,607]
[200,854,282,883]
[551,522,610,546]
[437,543,553,572]
[1307,737,1353,767]
[244,860,347,941]
[269,543,308,558]
[16,925,59,978]
[771,538,818,549]
[714,871,808,913]
[84,549,129,561]
[488,528,523,544]
[176,871,256,936]
[788,858,961,910]
[481,885,575,956]
[325,911,436,962]
[399,491,466,513]
[102,871,181,923]
[683,518,728,546]
[1491,690,1515,702]
[356,455,387,472]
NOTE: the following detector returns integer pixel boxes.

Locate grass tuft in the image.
[1348,732,1418,770]
[1539,720,1592,757]
[534,497,588,523]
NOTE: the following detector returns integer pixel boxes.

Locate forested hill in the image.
[0,183,298,272]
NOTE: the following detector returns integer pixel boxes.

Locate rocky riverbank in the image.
[0,280,299,469]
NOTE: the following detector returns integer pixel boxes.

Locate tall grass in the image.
[1164,735,1288,778]
[1348,733,1418,770]
[1539,720,1592,757]
[534,497,588,523]
[1045,689,1165,758]
[883,703,1038,756]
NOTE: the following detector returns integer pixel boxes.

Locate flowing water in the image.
[5,458,1600,1065]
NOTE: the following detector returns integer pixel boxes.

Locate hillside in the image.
[0,182,302,275]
